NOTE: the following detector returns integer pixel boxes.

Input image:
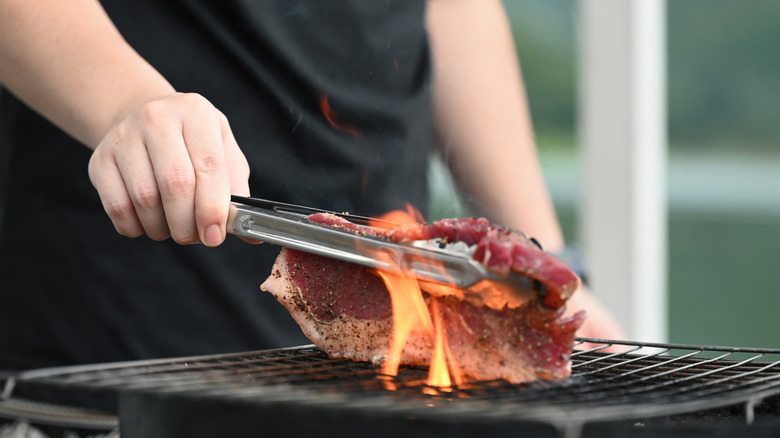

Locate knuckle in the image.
[134,93,215,126]
[104,198,136,220]
[180,92,206,104]
[110,120,132,141]
[138,99,166,123]
[194,153,224,174]
[177,93,211,114]
[217,110,230,126]
[88,146,115,174]
[160,167,196,198]
[131,184,161,210]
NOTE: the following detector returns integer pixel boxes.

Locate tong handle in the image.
[230,195,397,227]
[230,202,393,270]
[229,200,493,288]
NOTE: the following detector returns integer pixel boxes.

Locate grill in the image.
[4,338,780,437]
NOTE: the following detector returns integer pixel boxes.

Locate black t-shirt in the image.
[0,0,432,371]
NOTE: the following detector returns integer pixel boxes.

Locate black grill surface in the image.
[4,338,780,437]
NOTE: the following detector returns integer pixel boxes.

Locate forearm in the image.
[426,0,564,251]
[0,0,174,148]
[0,0,249,247]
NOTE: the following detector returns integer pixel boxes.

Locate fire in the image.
[428,298,464,388]
[372,204,424,229]
[369,206,463,388]
[373,267,432,377]
[319,95,359,136]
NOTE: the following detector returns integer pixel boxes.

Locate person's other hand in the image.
[88,92,250,246]
[565,285,627,350]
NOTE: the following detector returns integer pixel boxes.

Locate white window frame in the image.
[578,0,668,342]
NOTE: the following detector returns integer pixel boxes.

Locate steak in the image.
[305,214,579,309]
[260,215,585,383]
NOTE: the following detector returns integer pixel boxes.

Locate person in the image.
[0,0,624,375]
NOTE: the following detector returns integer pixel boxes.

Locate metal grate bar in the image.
[7,339,780,426]
[89,356,356,389]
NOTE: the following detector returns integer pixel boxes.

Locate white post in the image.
[578,0,667,342]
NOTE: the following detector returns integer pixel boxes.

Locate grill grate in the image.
[5,338,780,430]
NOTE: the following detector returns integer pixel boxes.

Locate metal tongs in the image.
[228,196,538,300]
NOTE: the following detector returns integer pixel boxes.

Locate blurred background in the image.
[2,0,775,349]
[431,0,780,348]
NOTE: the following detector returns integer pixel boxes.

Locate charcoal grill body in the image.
[5,339,780,437]
[116,389,780,438]
[118,390,558,438]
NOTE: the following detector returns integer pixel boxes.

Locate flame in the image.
[374,267,433,377]
[371,204,424,232]
[427,298,464,388]
[368,206,462,388]
[319,95,359,135]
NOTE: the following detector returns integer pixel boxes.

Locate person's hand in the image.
[565,285,627,349]
[88,92,250,246]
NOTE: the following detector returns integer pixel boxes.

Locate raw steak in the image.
[306,214,579,309]
[260,215,585,383]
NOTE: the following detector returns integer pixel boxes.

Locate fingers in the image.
[148,126,196,243]
[564,285,627,353]
[182,108,231,247]
[120,131,172,241]
[88,93,250,246]
[221,121,260,244]
[88,152,145,238]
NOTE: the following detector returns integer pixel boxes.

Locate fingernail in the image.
[203,224,223,247]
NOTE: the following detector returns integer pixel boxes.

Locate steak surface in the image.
[306,214,579,309]
[260,215,585,383]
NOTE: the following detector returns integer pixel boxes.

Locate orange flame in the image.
[427,298,464,388]
[369,206,462,388]
[374,204,424,229]
[319,95,359,136]
[374,267,433,377]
